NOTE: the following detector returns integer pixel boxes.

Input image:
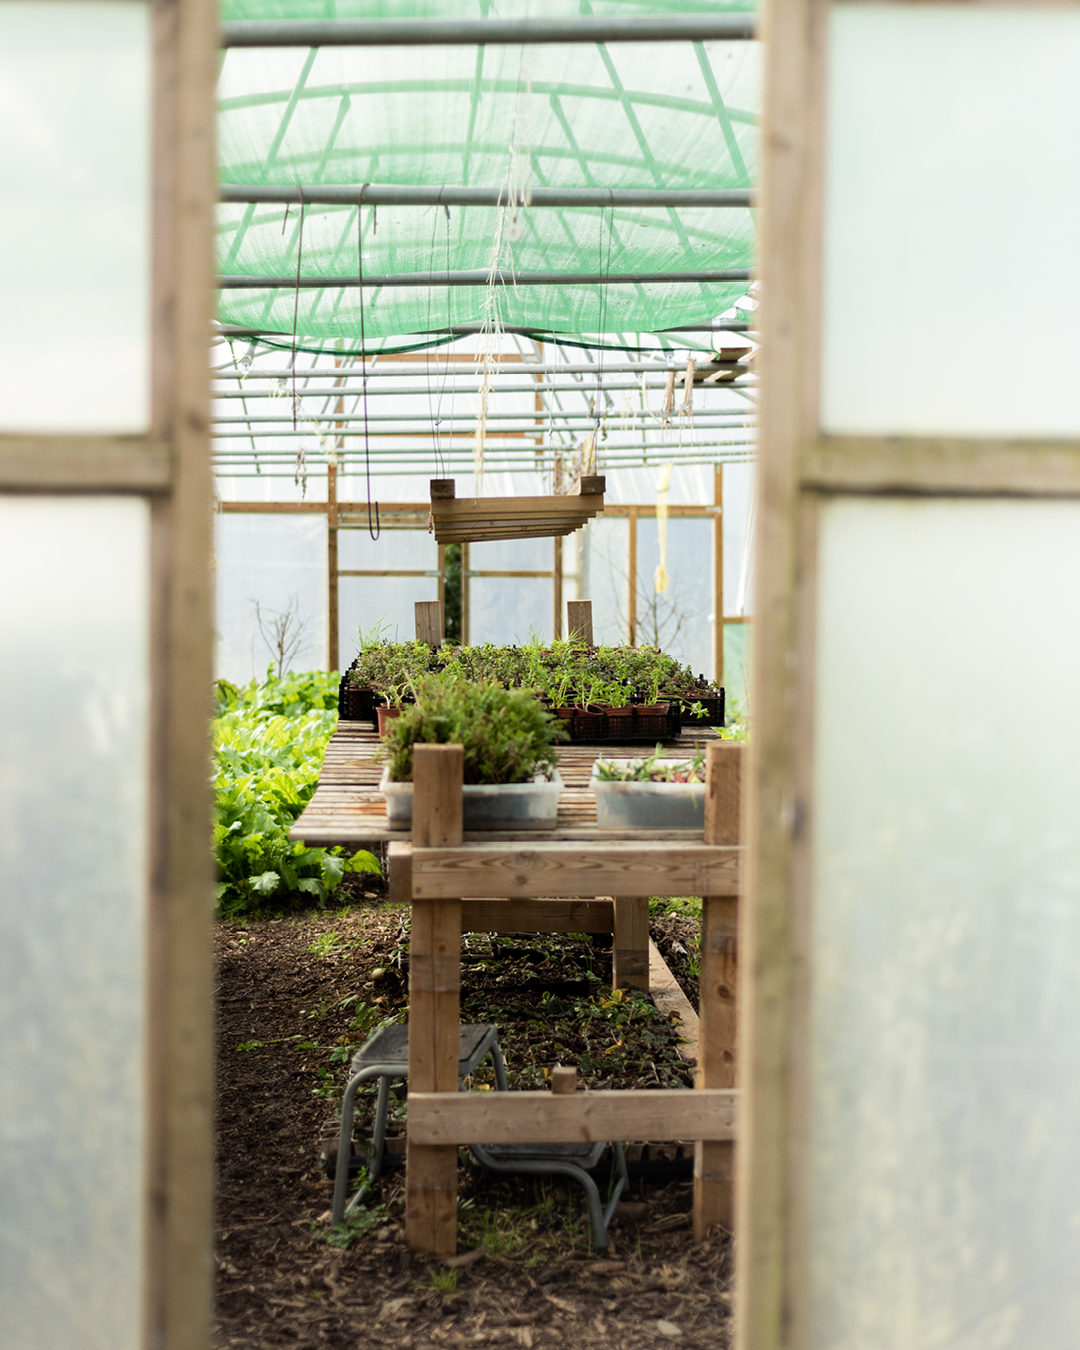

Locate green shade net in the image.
[217,0,759,351]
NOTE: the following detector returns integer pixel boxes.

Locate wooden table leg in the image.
[612,895,650,991]
[694,893,737,1237]
[406,745,463,1256]
[693,742,743,1239]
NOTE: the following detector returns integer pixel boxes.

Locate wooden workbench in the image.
[290,722,741,1252]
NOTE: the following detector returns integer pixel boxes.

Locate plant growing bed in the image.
[591,749,708,831]
[213,905,733,1350]
[377,675,566,829]
[339,633,725,742]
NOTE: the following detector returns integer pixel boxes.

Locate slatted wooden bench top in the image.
[289,720,725,845]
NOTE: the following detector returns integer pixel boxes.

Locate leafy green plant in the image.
[594,745,707,783]
[344,635,725,714]
[319,1201,390,1249]
[380,674,566,785]
[306,928,350,957]
[423,1266,458,1295]
[213,670,380,916]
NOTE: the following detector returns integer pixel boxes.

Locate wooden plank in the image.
[714,465,724,686]
[407,841,740,899]
[432,493,605,519]
[553,535,563,638]
[460,898,614,933]
[414,599,443,646]
[695,743,744,1239]
[742,0,828,1339]
[649,939,699,1067]
[406,746,463,1256]
[408,1088,738,1146]
[566,599,594,646]
[0,435,172,492]
[628,508,638,645]
[802,434,1080,497]
[144,0,219,1345]
[327,460,338,670]
[612,896,650,990]
[705,741,743,847]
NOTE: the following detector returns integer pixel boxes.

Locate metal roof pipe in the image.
[219,184,755,209]
[220,16,758,48]
[218,268,752,289]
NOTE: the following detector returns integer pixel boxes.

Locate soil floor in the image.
[214,895,730,1350]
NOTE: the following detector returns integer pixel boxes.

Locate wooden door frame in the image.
[0,2,217,1345]
[742,1,1080,1347]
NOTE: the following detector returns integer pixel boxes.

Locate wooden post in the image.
[713,464,724,687]
[567,598,593,647]
[415,600,444,647]
[694,741,742,1238]
[550,1065,578,1095]
[628,508,638,646]
[327,458,339,671]
[553,535,563,639]
[406,744,463,1255]
[461,541,470,645]
[612,896,650,991]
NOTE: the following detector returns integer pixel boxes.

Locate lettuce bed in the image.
[213,670,379,917]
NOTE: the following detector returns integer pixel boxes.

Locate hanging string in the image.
[290,187,305,431]
[425,205,453,480]
[586,203,614,476]
[357,195,380,540]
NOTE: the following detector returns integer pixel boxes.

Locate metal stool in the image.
[331,1022,507,1224]
[470,1140,629,1252]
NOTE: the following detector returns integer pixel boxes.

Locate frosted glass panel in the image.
[821,6,1080,436]
[470,577,552,645]
[215,513,327,682]
[0,498,148,1350]
[469,536,553,572]
[636,517,712,677]
[0,3,150,432]
[581,516,630,646]
[809,497,1080,1350]
[339,576,440,664]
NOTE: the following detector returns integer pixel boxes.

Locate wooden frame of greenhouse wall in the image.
[0,2,217,1346]
[218,463,744,680]
[743,2,1080,1349]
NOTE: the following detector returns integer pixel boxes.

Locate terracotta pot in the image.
[377,705,403,736]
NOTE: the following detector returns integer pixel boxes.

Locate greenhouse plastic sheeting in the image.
[217,0,758,349]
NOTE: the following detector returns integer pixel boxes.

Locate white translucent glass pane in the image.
[581,516,630,646]
[215,514,328,681]
[821,6,1080,436]
[809,497,1080,1350]
[339,575,440,666]
[469,536,553,572]
[0,497,148,1350]
[338,527,437,574]
[635,517,713,677]
[0,3,150,433]
[469,577,552,645]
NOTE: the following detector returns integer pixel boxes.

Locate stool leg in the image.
[369,1074,392,1182]
[332,1072,364,1225]
[491,1040,509,1092]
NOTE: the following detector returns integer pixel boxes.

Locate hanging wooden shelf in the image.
[429,477,605,545]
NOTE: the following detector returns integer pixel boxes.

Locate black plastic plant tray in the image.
[556,703,682,743]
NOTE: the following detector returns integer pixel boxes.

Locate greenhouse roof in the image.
[216,0,759,353]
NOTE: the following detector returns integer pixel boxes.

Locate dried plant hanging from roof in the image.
[215,0,759,353]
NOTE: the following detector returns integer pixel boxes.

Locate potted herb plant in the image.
[590,745,708,830]
[378,674,567,830]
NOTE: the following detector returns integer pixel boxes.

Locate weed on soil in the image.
[215,900,732,1349]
